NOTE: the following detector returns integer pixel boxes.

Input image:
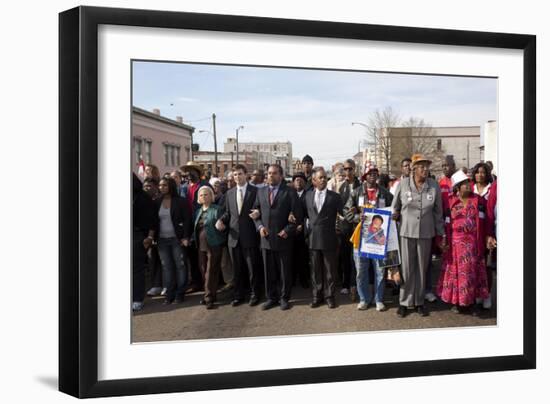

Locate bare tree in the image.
[401,117,446,174]
[365,106,401,173]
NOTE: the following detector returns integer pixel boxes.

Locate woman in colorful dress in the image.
[437,170,497,315]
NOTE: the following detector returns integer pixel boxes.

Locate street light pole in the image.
[212,113,218,176]
[235,125,244,164]
[352,121,376,164]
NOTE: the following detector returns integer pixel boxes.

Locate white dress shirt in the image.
[236,183,248,213]
[314,188,326,212]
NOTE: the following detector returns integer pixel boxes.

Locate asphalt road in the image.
[132,261,497,343]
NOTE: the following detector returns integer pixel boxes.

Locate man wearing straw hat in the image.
[391,154,446,317]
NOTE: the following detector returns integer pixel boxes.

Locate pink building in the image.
[132,106,194,176]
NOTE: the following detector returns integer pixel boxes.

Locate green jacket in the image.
[193,204,227,247]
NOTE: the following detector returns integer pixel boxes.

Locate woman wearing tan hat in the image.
[391,154,446,317]
[436,170,496,315]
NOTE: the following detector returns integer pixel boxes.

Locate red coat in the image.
[471,180,497,235]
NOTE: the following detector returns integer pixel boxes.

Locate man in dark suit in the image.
[303,167,343,308]
[216,164,262,306]
[291,172,310,289]
[251,164,302,310]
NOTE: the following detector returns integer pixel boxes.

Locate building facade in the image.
[483,120,498,175]
[374,126,482,176]
[132,107,194,176]
[224,138,294,175]
[193,150,276,178]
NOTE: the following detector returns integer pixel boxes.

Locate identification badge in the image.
[405,191,412,202]
[427,193,434,201]
[379,198,386,208]
[358,196,365,206]
[445,217,450,224]
[479,212,485,219]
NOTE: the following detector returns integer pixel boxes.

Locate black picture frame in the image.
[59,6,536,399]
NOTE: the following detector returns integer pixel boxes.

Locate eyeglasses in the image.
[343,167,354,171]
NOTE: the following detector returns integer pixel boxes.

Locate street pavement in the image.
[132,261,497,343]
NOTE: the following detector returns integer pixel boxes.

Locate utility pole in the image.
[236,128,239,164]
[212,113,218,176]
[236,125,244,164]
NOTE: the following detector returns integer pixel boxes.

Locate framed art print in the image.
[59,6,536,398]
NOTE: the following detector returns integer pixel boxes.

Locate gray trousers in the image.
[221,246,234,285]
[400,237,432,307]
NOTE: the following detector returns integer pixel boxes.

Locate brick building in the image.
[132,107,194,175]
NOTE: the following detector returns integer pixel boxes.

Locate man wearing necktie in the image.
[303,167,343,308]
[217,164,262,306]
[251,164,302,310]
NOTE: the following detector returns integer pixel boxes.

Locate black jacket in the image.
[303,188,343,251]
[133,175,156,233]
[154,196,192,241]
[338,177,362,234]
[220,184,260,248]
[253,182,302,251]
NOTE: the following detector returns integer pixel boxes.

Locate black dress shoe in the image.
[249,296,260,306]
[280,299,290,311]
[174,296,184,304]
[310,300,322,308]
[231,299,244,307]
[199,298,206,305]
[397,305,407,318]
[471,306,480,317]
[262,299,278,310]
[326,298,336,309]
[416,305,429,317]
[206,301,215,310]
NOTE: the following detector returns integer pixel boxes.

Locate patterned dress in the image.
[437,196,489,306]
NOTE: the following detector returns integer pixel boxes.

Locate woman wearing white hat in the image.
[436,170,497,315]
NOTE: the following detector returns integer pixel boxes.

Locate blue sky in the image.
[132,61,497,168]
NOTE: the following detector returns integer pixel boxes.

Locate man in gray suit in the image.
[391,154,447,317]
[303,167,343,308]
[252,164,302,310]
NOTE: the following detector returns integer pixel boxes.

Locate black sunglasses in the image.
[343,167,354,171]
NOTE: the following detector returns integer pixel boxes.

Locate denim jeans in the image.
[354,250,385,304]
[157,237,187,300]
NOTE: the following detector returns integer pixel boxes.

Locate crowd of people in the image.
[132,153,497,318]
